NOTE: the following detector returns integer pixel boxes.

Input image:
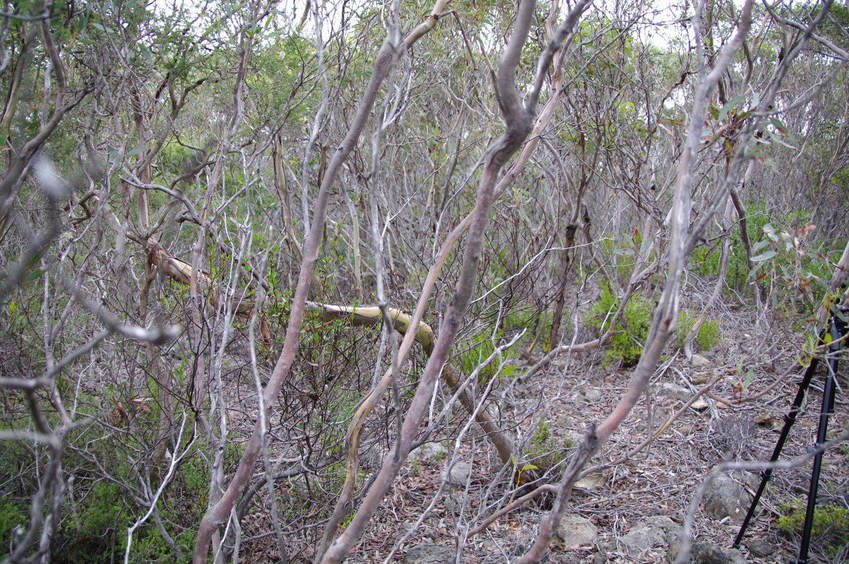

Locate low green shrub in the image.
[586,283,653,367]
[676,311,721,351]
[521,420,574,473]
[777,501,849,556]
[687,202,840,321]
[455,311,531,380]
[53,452,207,562]
[0,499,25,550]
[57,481,127,562]
[599,233,642,286]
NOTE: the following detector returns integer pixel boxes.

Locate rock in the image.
[656,383,710,410]
[409,442,448,463]
[690,398,710,411]
[574,469,608,492]
[691,542,747,564]
[703,473,755,522]
[620,515,682,557]
[442,461,472,486]
[554,514,598,549]
[591,544,609,564]
[744,538,776,558]
[403,544,455,564]
[584,388,603,402]
[658,382,691,402]
[713,417,757,456]
[691,354,711,368]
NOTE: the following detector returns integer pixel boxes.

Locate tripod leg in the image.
[797,323,842,564]
[733,356,820,548]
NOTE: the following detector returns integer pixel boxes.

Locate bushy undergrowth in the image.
[0,499,25,551]
[51,451,208,563]
[689,202,840,319]
[587,283,653,367]
[455,310,536,380]
[587,284,721,367]
[676,310,721,351]
[520,420,575,474]
[777,501,849,557]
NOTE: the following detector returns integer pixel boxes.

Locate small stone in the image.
[409,442,448,463]
[691,354,711,368]
[575,470,608,491]
[554,514,598,549]
[744,538,776,558]
[442,461,472,485]
[403,544,454,564]
[620,515,682,557]
[690,398,710,411]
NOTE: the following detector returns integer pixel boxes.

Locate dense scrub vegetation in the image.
[1,0,848,562]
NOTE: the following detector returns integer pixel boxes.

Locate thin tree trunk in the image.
[548,223,579,348]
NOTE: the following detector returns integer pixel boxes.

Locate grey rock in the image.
[703,473,755,522]
[442,461,472,485]
[691,354,711,367]
[658,382,691,402]
[591,545,608,564]
[409,442,448,463]
[620,515,682,557]
[403,544,455,564]
[744,538,776,558]
[584,388,603,402]
[691,542,747,564]
[554,514,598,549]
[574,469,609,491]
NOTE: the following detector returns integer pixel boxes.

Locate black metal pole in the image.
[733,354,820,548]
[796,316,843,564]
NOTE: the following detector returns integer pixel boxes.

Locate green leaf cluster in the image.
[522,420,574,472]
